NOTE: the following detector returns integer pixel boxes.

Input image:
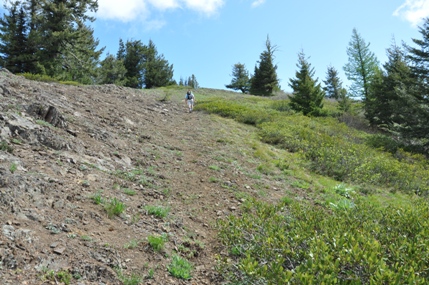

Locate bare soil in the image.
[0,70,289,284]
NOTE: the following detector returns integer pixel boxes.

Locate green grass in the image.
[167,255,193,280]
[194,92,429,284]
[104,198,126,218]
[43,270,72,285]
[9,162,17,173]
[144,205,170,218]
[90,191,104,205]
[123,188,136,196]
[147,234,167,252]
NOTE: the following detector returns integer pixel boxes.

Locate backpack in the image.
[187,92,194,100]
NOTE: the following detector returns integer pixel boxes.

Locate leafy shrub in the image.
[147,234,167,251]
[217,197,429,284]
[366,134,403,153]
[105,198,126,218]
[145,205,170,218]
[167,255,193,280]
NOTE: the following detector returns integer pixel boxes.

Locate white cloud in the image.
[183,0,225,15]
[97,0,149,22]
[96,0,224,22]
[394,0,429,27]
[251,0,266,8]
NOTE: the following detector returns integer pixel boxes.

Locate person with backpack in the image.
[185,89,195,113]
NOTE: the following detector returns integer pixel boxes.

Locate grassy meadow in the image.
[185,87,429,284]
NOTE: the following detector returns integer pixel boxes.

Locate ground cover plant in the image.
[196,94,429,283]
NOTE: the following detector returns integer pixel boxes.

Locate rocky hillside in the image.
[0,69,286,285]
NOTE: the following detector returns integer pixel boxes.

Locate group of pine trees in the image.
[225,22,429,154]
[225,36,280,96]
[0,0,198,88]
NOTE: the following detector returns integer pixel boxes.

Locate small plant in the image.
[209,176,219,183]
[67,233,77,239]
[0,140,13,153]
[9,162,17,173]
[146,268,155,279]
[43,270,72,285]
[91,191,104,205]
[35,119,53,127]
[115,267,142,285]
[105,198,126,218]
[124,239,140,249]
[209,165,221,171]
[145,205,170,218]
[162,188,171,197]
[131,213,140,224]
[123,188,136,196]
[167,255,193,280]
[334,183,354,199]
[147,233,168,252]
[45,223,60,234]
[11,138,22,145]
[81,235,92,241]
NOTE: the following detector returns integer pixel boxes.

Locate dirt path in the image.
[0,73,283,285]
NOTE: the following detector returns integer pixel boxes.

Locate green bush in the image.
[105,198,126,218]
[147,234,167,251]
[167,255,193,280]
[145,205,170,218]
[217,197,429,284]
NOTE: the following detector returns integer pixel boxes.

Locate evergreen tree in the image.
[288,51,325,116]
[118,39,146,88]
[225,63,250,93]
[0,1,29,73]
[407,17,429,96]
[323,65,344,99]
[37,0,100,78]
[142,39,174,88]
[250,35,279,96]
[97,53,126,85]
[186,74,199,89]
[343,28,379,99]
[366,42,414,129]
[337,88,351,113]
[60,24,104,84]
[399,18,429,151]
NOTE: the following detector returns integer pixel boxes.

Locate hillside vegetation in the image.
[1,71,429,284]
[194,89,429,284]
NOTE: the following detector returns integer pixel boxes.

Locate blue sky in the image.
[4,0,429,92]
[91,0,429,92]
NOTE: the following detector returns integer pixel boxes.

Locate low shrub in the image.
[217,197,429,284]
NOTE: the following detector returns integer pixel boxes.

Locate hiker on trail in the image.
[185,89,195,113]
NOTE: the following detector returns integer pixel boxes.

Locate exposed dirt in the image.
[0,69,290,284]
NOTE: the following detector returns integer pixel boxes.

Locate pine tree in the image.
[142,39,174,88]
[37,0,100,78]
[225,63,250,93]
[343,28,379,99]
[0,2,29,73]
[323,65,344,99]
[366,42,414,128]
[119,39,146,88]
[250,35,279,96]
[60,24,104,84]
[97,53,126,85]
[288,51,325,116]
[186,74,199,89]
